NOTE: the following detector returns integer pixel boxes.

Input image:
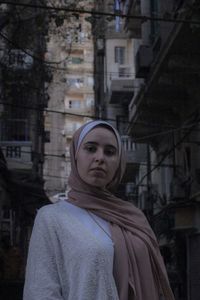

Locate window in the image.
[71,57,83,64]
[86,98,94,107]
[87,77,94,87]
[66,78,84,88]
[66,121,82,133]
[0,119,30,141]
[6,146,21,158]
[114,47,125,64]
[69,100,82,109]
[8,50,33,69]
[115,0,123,32]
[44,131,50,143]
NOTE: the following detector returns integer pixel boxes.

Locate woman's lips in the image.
[90,168,106,176]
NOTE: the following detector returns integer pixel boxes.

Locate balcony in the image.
[109,78,134,105]
[65,101,94,116]
[124,0,142,38]
[0,49,33,70]
[65,106,94,116]
[127,2,200,142]
[121,136,147,164]
[0,141,32,170]
[121,136,147,182]
[65,77,94,94]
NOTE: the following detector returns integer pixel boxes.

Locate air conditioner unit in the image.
[135,45,153,78]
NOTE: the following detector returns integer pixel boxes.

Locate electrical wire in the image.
[1,2,200,199]
[1,1,199,74]
[1,1,200,70]
[0,51,139,77]
[1,116,200,161]
[0,31,73,66]
[135,115,200,189]
[0,100,100,120]
[1,123,200,198]
[1,1,200,25]
[1,117,200,144]
[0,147,179,170]
[0,100,95,118]
[0,146,66,159]
[2,100,200,135]
[133,122,200,142]
[0,99,180,129]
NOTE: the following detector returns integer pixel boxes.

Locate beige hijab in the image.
[67,120,175,300]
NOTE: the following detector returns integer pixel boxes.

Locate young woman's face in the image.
[76,127,119,189]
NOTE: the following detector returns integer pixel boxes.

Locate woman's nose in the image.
[95,149,104,162]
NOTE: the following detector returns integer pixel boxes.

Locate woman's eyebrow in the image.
[83,141,98,145]
[84,141,117,149]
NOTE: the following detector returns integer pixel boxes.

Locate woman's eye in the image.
[85,145,96,153]
[105,148,116,156]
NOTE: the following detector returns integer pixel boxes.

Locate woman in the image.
[23,120,175,300]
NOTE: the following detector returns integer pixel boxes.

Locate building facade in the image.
[0,2,49,296]
[94,0,200,299]
[93,0,147,202]
[43,0,95,197]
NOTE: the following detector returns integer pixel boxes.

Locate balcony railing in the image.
[0,141,32,170]
[121,135,136,152]
[1,49,33,70]
[121,136,147,163]
[109,78,134,104]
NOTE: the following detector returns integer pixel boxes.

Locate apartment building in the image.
[0,1,49,296]
[44,0,94,197]
[123,0,200,299]
[94,0,200,298]
[93,0,147,201]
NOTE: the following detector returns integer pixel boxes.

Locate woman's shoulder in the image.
[36,200,69,222]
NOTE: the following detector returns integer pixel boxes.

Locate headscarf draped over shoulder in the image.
[67,120,175,300]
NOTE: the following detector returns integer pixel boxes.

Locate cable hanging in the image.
[135,115,200,188]
[1,100,200,140]
[1,1,200,25]
[0,31,73,66]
